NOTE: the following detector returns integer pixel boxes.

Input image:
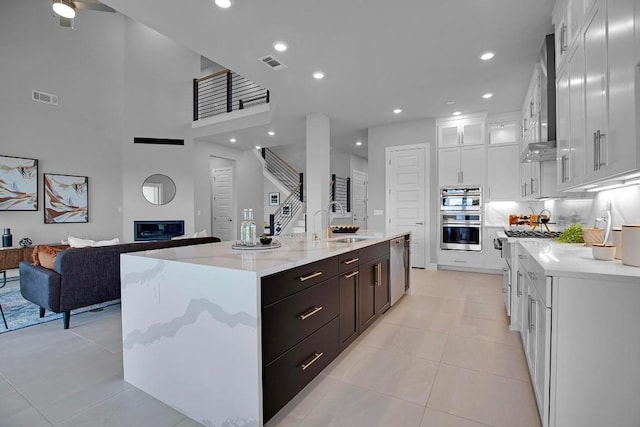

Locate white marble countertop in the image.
[517,239,640,282]
[122,231,409,278]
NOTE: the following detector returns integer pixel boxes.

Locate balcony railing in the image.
[193,69,269,121]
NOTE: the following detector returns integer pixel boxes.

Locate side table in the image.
[0,246,36,329]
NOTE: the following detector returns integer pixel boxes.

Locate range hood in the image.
[521,34,556,163]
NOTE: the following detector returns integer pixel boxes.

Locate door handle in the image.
[415,222,424,225]
[593,132,600,171]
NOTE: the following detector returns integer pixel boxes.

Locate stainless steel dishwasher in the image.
[389,237,406,306]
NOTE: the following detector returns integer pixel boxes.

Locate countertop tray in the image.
[231,242,282,250]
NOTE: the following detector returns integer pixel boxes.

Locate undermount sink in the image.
[329,236,376,243]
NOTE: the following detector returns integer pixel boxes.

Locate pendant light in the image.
[52,0,76,19]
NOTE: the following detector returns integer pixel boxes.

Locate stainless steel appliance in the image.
[390,237,407,306]
[521,33,556,162]
[441,212,482,251]
[440,187,481,211]
[504,230,561,238]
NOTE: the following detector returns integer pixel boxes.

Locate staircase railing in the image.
[330,174,351,212]
[262,148,304,235]
[193,69,269,121]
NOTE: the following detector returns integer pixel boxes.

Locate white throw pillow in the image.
[92,237,121,247]
[68,235,95,248]
[194,229,209,238]
[171,235,189,240]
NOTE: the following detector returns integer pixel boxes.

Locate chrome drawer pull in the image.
[376,262,382,286]
[343,271,359,279]
[299,306,323,320]
[343,258,359,265]
[300,352,324,370]
[298,271,323,282]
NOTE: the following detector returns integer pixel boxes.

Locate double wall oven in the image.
[440,187,482,251]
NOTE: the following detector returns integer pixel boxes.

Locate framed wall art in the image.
[0,155,38,211]
[44,173,88,224]
[269,192,280,206]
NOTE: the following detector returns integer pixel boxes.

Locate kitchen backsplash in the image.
[546,186,640,232]
[485,185,640,235]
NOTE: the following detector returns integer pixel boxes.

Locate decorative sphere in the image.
[19,238,33,248]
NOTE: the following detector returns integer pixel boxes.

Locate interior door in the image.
[352,169,368,229]
[387,145,428,268]
[212,166,234,241]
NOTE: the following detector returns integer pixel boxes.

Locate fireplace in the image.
[134,220,185,241]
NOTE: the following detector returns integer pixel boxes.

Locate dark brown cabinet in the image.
[358,242,390,334]
[261,256,341,422]
[374,257,390,315]
[261,241,393,422]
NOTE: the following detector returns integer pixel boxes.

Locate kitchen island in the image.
[119,232,409,427]
[507,239,640,427]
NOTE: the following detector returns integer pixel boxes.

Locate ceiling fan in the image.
[52,0,115,28]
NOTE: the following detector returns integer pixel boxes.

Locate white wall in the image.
[367,118,437,263]
[0,1,124,244]
[193,142,264,238]
[121,20,201,241]
[0,2,244,245]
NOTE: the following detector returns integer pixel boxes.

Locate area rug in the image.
[0,281,120,334]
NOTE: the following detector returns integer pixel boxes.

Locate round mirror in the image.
[142,174,176,205]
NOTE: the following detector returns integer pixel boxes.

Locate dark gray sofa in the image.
[18,237,220,329]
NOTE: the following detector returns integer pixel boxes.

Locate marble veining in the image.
[120,258,167,290]
[123,297,256,350]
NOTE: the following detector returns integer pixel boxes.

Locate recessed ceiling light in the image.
[480,51,495,61]
[255,145,261,150]
[393,108,402,114]
[313,71,325,80]
[268,131,275,136]
[452,111,461,116]
[214,0,233,8]
[482,93,494,99]
[446,101,455,105]
[356,141,362,146]
[52,0,76,18]
[229,138,236,143]
[273,41,288,52]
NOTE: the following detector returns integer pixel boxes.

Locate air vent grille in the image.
[259,55,288,71]
[32,90,58,106]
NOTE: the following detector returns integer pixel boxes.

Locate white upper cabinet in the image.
[583,4,608,180]
[437,113,486,148]
[438,145,485,187]
[437,113,487,187]
[488,144,519,201]
[487,115,520,201]
[554,0,639,191]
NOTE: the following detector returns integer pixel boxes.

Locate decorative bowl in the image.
[592,244,616,261]
[260,236,273,245]
[330,225,360,234]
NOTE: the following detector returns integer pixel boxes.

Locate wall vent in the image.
[259,55,288,71]
[134,137,185,146]
[32,90,58,106]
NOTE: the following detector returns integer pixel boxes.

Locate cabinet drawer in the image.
[338,250,360,274]
[359,242,389,264]
[262,256,338,306]
[262,277,339,364]
[263,317,340,422]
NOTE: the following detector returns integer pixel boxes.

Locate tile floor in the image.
[0,269,541,427]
